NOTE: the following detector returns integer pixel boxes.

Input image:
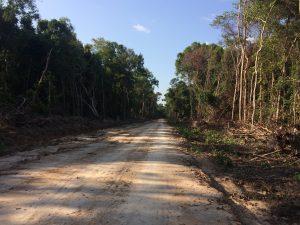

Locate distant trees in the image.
[92,38,159,119]
[165,78,191,120]
[166,0,300,126]
[168,43,226,121]
[0,0,160,120]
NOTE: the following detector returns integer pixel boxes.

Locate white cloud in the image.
[133,24,151,33]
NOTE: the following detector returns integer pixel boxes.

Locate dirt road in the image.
[0,119,240,225]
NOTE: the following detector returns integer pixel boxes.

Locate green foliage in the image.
[214,150,233,167]
[202,130,223,144]
[176,125,241,146]
[177,126,203,141]
[166,0,300,126]
[167,42,235,121]
[202,130,240,145]
[174,124,237,167]
[165,78,191,120]
[198,91,217,106]
[190,144,203,154]
[0,1,161,120]
[202,129,239,145]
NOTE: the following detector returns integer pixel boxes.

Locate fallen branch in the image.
[250,149,281,161]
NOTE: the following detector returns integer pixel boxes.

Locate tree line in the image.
[0,0,161,120]
[165,0,300,127]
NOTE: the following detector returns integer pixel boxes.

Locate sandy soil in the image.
[0,119,241,225]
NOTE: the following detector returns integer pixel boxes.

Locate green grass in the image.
[176,125,240,145]
[190,144,203,154]
[213,149,233,167]
[174,124,238,168]
[176,126,204,141]
[202,130,222,144]
[202,130,241,145]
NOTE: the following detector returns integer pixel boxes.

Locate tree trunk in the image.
[233,1,242,122]
[38,48,53,86]
[80,81,99,118]
[239,49,244,122]
[3,50,9,91]
[189,86,194,121]
[276,92,281,122]
[232,63,239,121]
[33,48,53,104]
[249,73,254,119]
[231,48,240,121]
[252,70,258,125]
[142,93,145,118]
[101,75,105,120]
[259,66,263,124]
[238,0,249,123]
[293,90,297,126]
[271,72,275,121]
[243,53,249,122]
[251,0,276,126]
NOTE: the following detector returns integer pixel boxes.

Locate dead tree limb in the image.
[38,48,53,85]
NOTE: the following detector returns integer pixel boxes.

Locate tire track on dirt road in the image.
[0,120,242,225]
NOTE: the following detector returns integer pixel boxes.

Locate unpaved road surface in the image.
[0,120,241,225]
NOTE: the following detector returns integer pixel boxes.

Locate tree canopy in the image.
[166,0,300,126]
[0,0,161,120]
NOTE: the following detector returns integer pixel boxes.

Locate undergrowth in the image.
[213,149,233,167]
[189,144,204,154]
[174,123,238,167]
[175,124,240,145]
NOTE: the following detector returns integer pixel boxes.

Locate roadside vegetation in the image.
[165,1,300,223]
[166,1,300,127]
[0,0,163,121]
[170,121,299,224]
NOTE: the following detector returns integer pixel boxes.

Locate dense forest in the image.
[0,0,161,121]
[166,0,300,127]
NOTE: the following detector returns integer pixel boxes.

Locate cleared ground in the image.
[0,119,240,225]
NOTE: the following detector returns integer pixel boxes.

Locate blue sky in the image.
[36,0,235,101]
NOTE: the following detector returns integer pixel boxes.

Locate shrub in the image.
[214,150,233,167]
